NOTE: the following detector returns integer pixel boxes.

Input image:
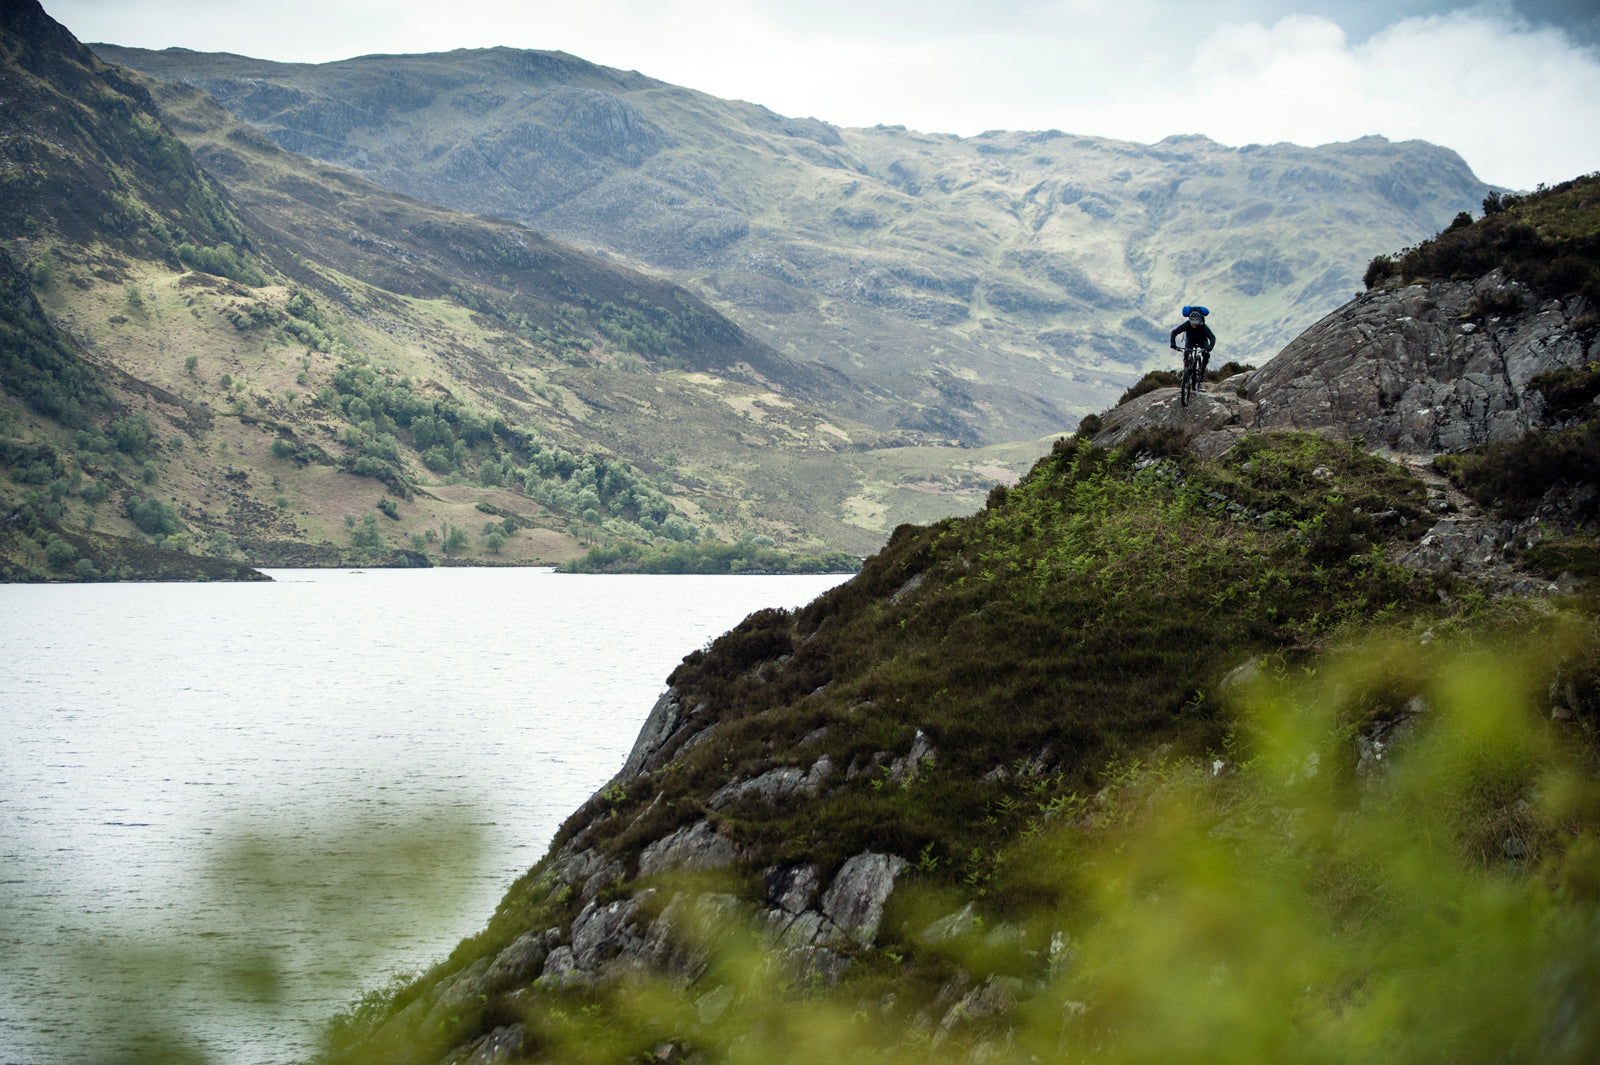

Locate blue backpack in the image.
[1182,305,1210,317]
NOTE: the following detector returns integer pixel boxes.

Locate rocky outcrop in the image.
[1090,270,1597,590]
[1247,271,1595,453]
[636,820,739,877]
[465,683,921,1008]
[1098,271,1596,462]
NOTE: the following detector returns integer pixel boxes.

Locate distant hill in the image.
[95,44,1493,445]
[0,1,1045,580]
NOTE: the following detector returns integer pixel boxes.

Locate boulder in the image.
[820,852,908,946]
[637,820,738,878]
[458,1024,525,1065]
[616,689,683,782]
[887,730,937,784]
[709,754,834,809]
[764,863,822,914]
[485,928,563,989]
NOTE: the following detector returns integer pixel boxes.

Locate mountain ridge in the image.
[1,2,1049,580]
[93,42,1493,446]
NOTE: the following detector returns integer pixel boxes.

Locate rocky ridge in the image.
[1095,267,1599,592]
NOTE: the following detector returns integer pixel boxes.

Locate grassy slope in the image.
[1,14,1049,580]
[324,423,1600,1064]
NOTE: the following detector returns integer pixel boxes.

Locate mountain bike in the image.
[1178,346,1209,407]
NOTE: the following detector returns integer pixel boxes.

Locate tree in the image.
[350,513,384,559]
[45,535,77,570]
[442,525,470,554]
[128,495,181,536]
[112,414,151,456]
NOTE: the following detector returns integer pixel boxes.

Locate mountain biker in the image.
[1170,305,1216,387]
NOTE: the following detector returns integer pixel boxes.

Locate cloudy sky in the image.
[45,0,1600,190]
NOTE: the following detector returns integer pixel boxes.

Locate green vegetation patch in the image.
[1365,172,1600,305]
[1434,417,1600,521]
[559,539,861,574]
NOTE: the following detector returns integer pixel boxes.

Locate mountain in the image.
[0,1,1046,580]
[319,179,1600,1065]
[91,44,1494,448]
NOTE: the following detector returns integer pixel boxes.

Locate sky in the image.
[43,0,1600,190]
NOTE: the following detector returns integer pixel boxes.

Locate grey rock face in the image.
[765,863,822,915]
[459,1024,525,1065]
[1397,516,1544,575]
[1097,272,1595,463]
[485,928,564,989]
[709,754,834,810]
[1356,696,1429,780]
[887,730,937,784]
[570,891,655,971]
[1247,273,1595,454]
[921,902,980,945]
[636,820,738,878]
[420,957,492,1031]
[1094,385,1255,459]
[636,891,754,983]
[545,841,626,903]
[820,852,909,946]
[617,689,683,782]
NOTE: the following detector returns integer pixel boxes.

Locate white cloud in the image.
[1157,10,1600,187]
[45,0,1600,188]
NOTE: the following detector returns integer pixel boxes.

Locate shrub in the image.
[1531,362,1600,417]
[128,495,182,536]
[44,535,77,570]
[1434,417,1600,519]
[1364,253,1398,289]
[1116,370,1180,407]
[1206,361,1255,383]
[1466,286,1525,319]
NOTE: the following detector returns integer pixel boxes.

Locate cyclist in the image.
[1170,305,1216,387]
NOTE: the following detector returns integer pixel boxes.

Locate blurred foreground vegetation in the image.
[310,630,1599,1065]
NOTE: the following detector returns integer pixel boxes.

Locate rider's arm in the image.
[1169,323,1185,349]
[1201,325,1216,351]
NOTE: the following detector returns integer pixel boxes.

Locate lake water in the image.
[0,568,850,1065]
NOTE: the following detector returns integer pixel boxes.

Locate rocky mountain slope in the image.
[319,182,1600,1065]
[93,44,1493,445]
[0,2,1046,580]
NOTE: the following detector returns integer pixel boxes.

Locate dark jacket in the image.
[1170,320,1216,351]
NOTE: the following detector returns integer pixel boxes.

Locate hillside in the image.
[316,184,1600,1065]
[0,2,1047,581]
[92,44,1493,446]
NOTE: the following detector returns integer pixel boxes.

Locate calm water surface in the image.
[0,568,849,1065]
